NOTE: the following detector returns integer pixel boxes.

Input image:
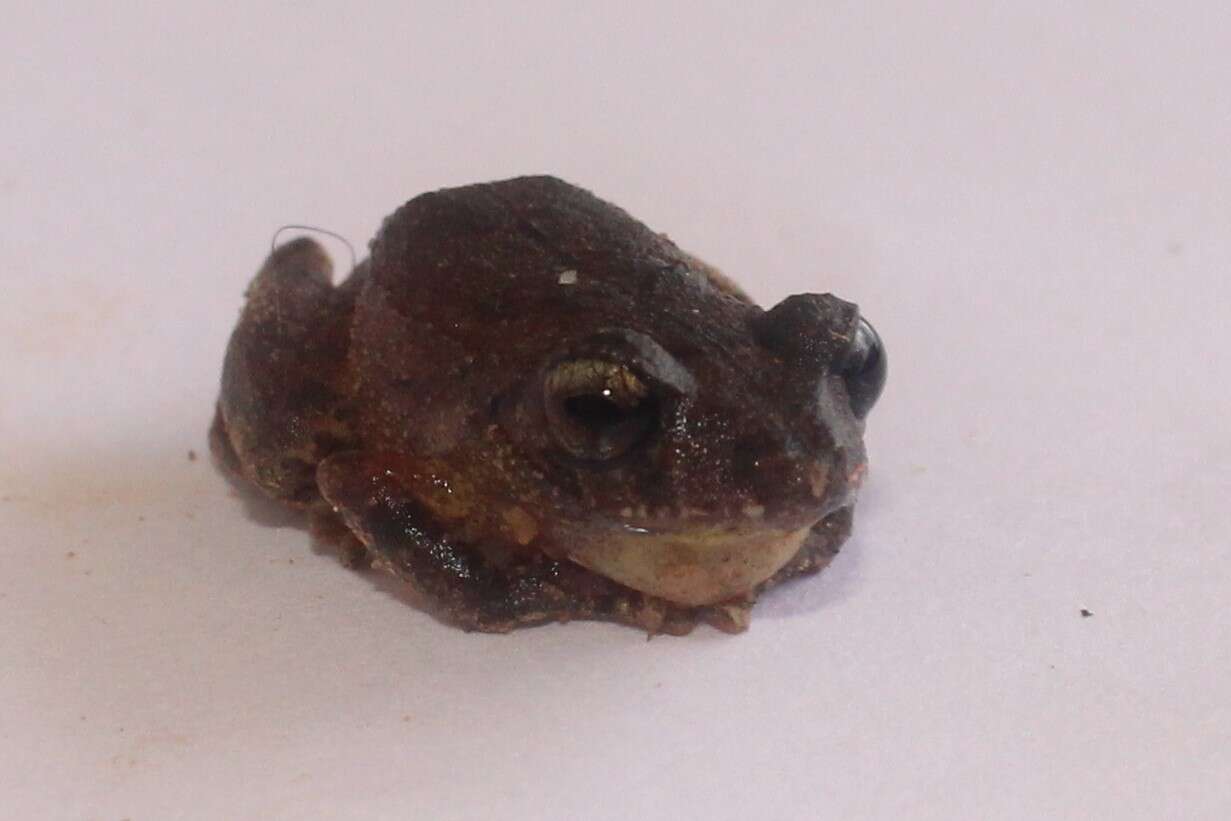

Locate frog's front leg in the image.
[213,238,362,504]
[316,452,729,634]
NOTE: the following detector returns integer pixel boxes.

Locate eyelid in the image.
[545,359,649,406]
[558,329,696,399]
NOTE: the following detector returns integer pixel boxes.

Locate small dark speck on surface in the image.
[1080,608,1094,618]
[66,551,77,559]
[1166,240,1183,255]
[188,449,198,461]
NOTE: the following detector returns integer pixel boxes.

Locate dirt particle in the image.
[66,551,77,559]
[188,450,198,461]
[1080,608,1093,618]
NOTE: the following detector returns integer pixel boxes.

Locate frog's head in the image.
[344,175,884,608]
[499,290,886,606]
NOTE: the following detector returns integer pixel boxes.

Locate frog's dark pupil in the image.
[564,393,634,430]
[544,362,658,459]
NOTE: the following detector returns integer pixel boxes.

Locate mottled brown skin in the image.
[213,176,874,634]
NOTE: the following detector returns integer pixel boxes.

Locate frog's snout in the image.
[728,433,859,523]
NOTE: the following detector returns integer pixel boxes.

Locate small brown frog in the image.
[211,176,885,634]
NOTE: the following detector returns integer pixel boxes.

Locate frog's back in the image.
[216,177,772,481]
[348,177,759,444]
[365,175,728,330]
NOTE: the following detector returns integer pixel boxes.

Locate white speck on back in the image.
[557,269,578,285]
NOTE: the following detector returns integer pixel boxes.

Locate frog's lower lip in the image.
[607,504,828,540]
[565,521,817,607]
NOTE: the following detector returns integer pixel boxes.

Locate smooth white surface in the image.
[2,4,1229,819]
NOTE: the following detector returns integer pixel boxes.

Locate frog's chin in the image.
[564,521,816,607]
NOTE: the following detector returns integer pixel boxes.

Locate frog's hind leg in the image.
[317,452,716,635]
[215,238,363,506]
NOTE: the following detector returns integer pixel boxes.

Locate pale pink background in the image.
[2,3,1228,819]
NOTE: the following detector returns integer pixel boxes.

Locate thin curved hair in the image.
[270,224,358,273]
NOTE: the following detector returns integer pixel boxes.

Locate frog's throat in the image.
[566,524,814,607]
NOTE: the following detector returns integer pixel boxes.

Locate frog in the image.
[210,175,885,634]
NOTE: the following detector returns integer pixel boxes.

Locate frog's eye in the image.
[838,317,886,419]
[544,359,657,460]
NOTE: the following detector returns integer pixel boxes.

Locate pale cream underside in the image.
[567,524,813,607]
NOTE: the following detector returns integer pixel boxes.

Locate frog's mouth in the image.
[564,521,817,607]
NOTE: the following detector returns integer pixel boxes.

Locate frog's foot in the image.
[308,504,372,569]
